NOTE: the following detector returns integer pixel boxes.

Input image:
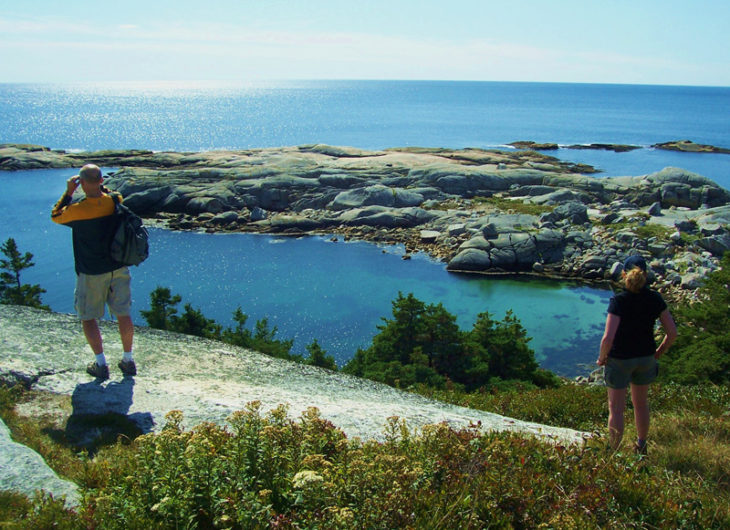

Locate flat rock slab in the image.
[0,418,80,507]
[1,304,588,501]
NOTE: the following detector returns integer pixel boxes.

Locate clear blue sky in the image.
[1,0,728,86]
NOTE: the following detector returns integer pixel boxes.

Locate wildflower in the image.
[216,515,232,526]
[335,507,355,524]
[151,496,170,513]
[258,489,272,499]
[292,470,324,489]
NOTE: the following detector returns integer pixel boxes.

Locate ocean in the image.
[1,80,728,376]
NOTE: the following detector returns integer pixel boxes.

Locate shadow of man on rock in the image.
[62,376,155,456]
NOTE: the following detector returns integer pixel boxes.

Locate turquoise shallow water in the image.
[1,168,611,377]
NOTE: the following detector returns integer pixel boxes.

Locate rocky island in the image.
[2,143,729,300]
[652,139,730,154]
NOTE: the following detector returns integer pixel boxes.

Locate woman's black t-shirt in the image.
[607,288,668,359]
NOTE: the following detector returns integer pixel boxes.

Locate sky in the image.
[1,0,728,86]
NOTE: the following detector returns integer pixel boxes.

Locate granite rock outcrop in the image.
[0,305,589,504]
[2,143,729,297]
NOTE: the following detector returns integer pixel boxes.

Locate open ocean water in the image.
[1,80,728,376]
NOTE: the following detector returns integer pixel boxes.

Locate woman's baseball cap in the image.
[623,255,647,272]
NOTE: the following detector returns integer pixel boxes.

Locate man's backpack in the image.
[110,194,149,266]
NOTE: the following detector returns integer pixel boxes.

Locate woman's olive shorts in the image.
[604,355,658,389]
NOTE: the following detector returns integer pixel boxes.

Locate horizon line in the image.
[1,78,729,89]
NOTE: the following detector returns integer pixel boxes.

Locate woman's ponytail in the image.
[624,267,647,293]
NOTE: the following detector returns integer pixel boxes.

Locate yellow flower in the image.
[292,470,324,489]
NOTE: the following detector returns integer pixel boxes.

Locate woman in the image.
[597,255,677,454]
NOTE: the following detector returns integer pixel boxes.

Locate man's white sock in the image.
[123,351,133,362]
[95,353,107,366]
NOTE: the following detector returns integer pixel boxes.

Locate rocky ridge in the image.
[0,305,588,504]
[2,143,729,299]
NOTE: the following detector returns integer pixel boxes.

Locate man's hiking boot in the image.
[118,359,137,376]
[633,441,648,456]
[86,361,109,380]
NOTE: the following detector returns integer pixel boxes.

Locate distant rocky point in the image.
[566,143,641,152]
[509,141,640,152]
[508,141,560,151]
[2,143,729,299]
[652,140,730,154]
[509,139,730,154]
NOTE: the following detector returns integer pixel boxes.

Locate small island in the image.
[653,139,730,154]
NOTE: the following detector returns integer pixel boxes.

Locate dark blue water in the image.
[1,81,728,187]
[0,168,610,376]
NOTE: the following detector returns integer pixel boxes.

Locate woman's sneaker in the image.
[86,361,109,380]
[633,441,648,456]
[118,359,137,376]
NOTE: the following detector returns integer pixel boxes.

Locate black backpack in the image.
[110,194,149,266]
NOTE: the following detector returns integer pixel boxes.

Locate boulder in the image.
[1,419,80,508]
[649,243,672,258]
[540,201,588,225]
[185,197,225,214]
[609,261,623,279]
[409,165,537,195]
[645,168,730,208]
[699,223,725,236]
[447,223,466,237]
[459,236,492,252]
[681,273,704,290]
[420,230,440,242]
[446,248,492,271]
[511,236,539,266]
[210,211,240,226]
[614,230,638,244]
[488,248,517,268]
[697,233,730,257]
[122,187,172,213]
[330,185,423,210]
[160,192,192,212]
[534,229,567,263]
[482,223,499,239]
[269,215,322,231]
[508,185,556,197]
[674,219,697,233]
[581,255,607,271]
[250,207,268,221]
[600,212,621,225]
[530,189,590,205]
[338,206,435,228]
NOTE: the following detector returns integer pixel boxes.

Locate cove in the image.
[1,169,612,377]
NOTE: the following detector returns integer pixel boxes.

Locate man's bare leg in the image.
[117,315,134,353]
[82,319,104,355]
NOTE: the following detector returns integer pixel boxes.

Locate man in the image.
[51,164,136,379]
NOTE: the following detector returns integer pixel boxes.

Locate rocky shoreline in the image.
[2,143,729,302]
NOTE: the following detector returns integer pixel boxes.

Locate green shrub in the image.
[473,195,555,216]
[662,252,730,384]
[0,238,49,310]
[343,293,546,391]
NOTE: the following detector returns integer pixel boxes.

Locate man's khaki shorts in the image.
[75,267,132,320]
